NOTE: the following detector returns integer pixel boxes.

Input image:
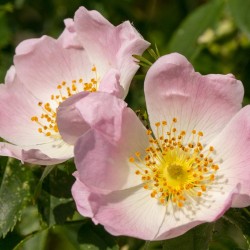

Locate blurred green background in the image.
[0,0,250,249]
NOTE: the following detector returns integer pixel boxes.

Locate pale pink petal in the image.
[71,172,99,223]
[74,7,150,96]
[72,181,166,240]
[209,105,250,208]
[74,108,148,191]
[21,140,73,165]
[57,92,127,145]
[58,18,82,49]
[115,21,150,96]
[232,194,250,208]
[0,142,23,161]
[94,187,167,240]
[0,67,50,145]
[57,92,90,145]
[98,69,124,98]
[4,65,16,84]
[0,141,73,165]
[155,185,237,240]
[14,36,93,101]
[74,6,118,76]
[145,53,244,143]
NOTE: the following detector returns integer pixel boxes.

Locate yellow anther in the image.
[57,85,62,89]
[129,157,135,163]
[173,118,177,123]
[210,174,215,181]
[162,121,167,126]
[192,130,196,134]
[54,125,59,132]
[31,116,38,122]
[155,122,161,127]
[209,146,214,152]
[178,202,183,207]
[72,84,77,91]
[135,152,141,157]
[151,191,156,198]
[198,131,203,136]
[135,170,140,175]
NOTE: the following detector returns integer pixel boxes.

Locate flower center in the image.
[31,66,99,139]
[129,118,220,208]
[167,164,185,180]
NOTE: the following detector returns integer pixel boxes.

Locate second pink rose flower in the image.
[58,53,250,240]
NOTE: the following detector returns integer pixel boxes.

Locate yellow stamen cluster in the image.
[129,118,219,208]
[31,66,99,138]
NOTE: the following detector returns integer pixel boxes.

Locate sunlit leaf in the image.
[228,0,250,39]
[13,229,49,250]
[163,223,214,250]
[168,0,224,59]
[0,159,35,238]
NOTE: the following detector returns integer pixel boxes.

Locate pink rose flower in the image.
[0,7,149,165]
[59,53,250,240]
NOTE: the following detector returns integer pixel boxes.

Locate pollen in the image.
[129,118,220,208]
[31,65,100,139]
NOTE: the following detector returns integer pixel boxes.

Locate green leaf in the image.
[23,222,119,250]
[13,229,49,250]
[0,12,12,48]
[42,164,75,198]
[228,0,250,39]
[53,201,76,225]
[77,221,119,250]
[224,208,250,236]
[34,165,56,199]
[0,159,35,238]
[222,208,250,248]
[168,0,224,59]
[210,213,249,250]
[163,223,214,250]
